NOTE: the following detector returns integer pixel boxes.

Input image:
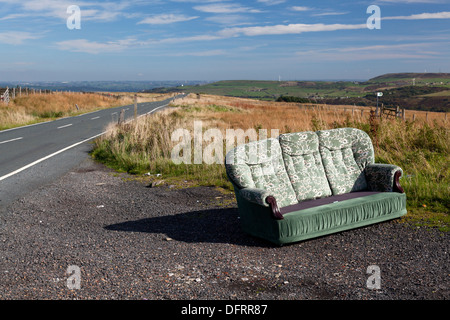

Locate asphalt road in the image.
[0,96,179,210]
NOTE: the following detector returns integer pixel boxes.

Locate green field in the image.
[148,73,450,112]
[152,79,368,100]
[421,90,450,97]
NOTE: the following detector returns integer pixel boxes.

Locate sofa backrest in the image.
[316,128,374,195]
[225,128,375,205]
[279,132,332,202]
[225,138,298,208]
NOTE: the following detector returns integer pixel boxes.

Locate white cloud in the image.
[159,34,223,44]
[171,49,226,57]
[55,38,141,54]
[0,0,133,22]
[194,3,261,14]
[257,0,286,5]
[291,6,313,12]
[0,31,41,45]
[384,11,450,20]
[204,14,253,26]
[218,23,367,37]
[295,42,443,62]
[0,13,30,21]
[378,0,445,3]
[138,14,198,25]
[312,11,350,17]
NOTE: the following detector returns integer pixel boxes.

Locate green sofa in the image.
[225,128,407,245]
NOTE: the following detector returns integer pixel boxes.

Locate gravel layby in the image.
[0,159,448,304]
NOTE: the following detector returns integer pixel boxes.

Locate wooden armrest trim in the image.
[266,196,284,220]
[393,170,405,194]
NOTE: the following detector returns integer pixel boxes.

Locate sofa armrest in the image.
[239,188,284,220]
[364,164,405,193]
[266,196,283,220]
[239,188,271,207]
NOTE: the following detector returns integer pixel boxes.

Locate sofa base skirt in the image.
[235,191,407,246]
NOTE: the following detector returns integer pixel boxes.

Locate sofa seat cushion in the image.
[276,192,406,244]
[279,132,332,202]
[225,138,298,208]
[317,128,375,195]
[280,191,380,214]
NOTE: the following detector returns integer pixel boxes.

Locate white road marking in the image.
[57,124,73,129]
[145,104,169,116]
[91,116,100,120]
[0,137,23,145]
[0,132,105,182]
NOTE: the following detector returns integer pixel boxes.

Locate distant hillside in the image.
[148,73,450,112]
[323,73,450,112]
[0,80,210,93]
[322,86,449,112]
[4,74,448,112]
[370,73,450,81]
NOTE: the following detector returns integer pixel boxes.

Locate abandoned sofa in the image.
[225,128,407,245]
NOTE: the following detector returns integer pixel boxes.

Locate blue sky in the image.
[1,0,449,81]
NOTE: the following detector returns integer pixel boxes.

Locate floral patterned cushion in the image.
[316,128,375,195]
[225,138,298,208]
[225,128,398,211]
[279,132,332,201]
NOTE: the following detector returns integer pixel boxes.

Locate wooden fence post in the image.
[134,94,137,120]
[118,109,125,124]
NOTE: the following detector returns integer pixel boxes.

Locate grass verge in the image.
[0,92,176,131]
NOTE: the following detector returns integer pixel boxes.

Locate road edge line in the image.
[0,132,105,182]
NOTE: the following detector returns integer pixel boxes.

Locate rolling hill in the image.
[147,73,450,112]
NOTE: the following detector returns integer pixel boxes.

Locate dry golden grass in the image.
[95,93,449,180]
[0,91,176,130]
[171,93,448,133]
[11,92,130,113]
[100,92,178,104]
[0,106,36,129]
[101,108,183,161]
